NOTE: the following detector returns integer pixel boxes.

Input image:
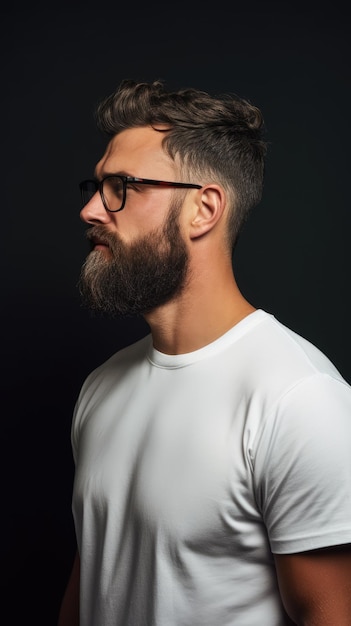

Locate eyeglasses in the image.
[79,175,202,213]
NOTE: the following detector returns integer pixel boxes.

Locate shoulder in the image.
[239,311,351,418]
[247,311,345,381]
[246,313,351,501]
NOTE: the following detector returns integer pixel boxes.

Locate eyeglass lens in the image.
[102,176,124,211]
[81,176,124,211]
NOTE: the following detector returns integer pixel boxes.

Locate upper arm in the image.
[57,550,80,626]
[274,545,351,625]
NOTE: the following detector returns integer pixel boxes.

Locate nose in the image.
[80,192,112,225]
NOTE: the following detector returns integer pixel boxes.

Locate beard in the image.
[78,201,189,317]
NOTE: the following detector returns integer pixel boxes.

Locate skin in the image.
[58,126,351,625]
[275,547,351,624]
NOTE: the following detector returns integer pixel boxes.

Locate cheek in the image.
[117,198,171,242]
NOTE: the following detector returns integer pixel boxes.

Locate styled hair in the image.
[96,79,268,248]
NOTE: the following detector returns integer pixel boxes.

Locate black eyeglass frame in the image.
[79,175,202,213]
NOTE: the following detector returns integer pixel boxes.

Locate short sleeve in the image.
[253,374,351,554]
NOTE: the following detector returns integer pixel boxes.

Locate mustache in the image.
[85,225,118,250]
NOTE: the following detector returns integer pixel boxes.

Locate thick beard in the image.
[78,202,189,318]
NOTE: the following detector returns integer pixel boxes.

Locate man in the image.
[58,79,351,625]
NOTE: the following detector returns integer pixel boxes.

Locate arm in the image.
[57,550,80,626]
[274,545,351,625]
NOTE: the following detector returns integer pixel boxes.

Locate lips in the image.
[86,227,111,251]
[92,238,109,249]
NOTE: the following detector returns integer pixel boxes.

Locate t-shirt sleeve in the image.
[253,373,351,554]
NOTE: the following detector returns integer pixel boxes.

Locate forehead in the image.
[96,125,174,177]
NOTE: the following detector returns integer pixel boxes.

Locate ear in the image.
[189,184,226,240]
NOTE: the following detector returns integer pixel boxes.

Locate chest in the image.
[74,373,263,551]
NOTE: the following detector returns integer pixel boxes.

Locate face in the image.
[78,127,190,317]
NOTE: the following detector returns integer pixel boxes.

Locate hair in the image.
[95,79,268,248]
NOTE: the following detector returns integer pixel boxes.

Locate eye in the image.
[108,176,124,197]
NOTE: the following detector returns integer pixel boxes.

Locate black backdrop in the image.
[1,3,350,624]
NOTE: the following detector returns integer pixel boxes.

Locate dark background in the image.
[1,3,350,624]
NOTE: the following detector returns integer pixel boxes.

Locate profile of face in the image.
[78,125,194,317]
[78,196,189,317]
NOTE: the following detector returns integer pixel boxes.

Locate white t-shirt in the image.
[71,310,351,625]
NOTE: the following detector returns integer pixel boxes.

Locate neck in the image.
[144,262,255,355]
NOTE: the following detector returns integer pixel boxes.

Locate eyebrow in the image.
[93,170,131,181]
